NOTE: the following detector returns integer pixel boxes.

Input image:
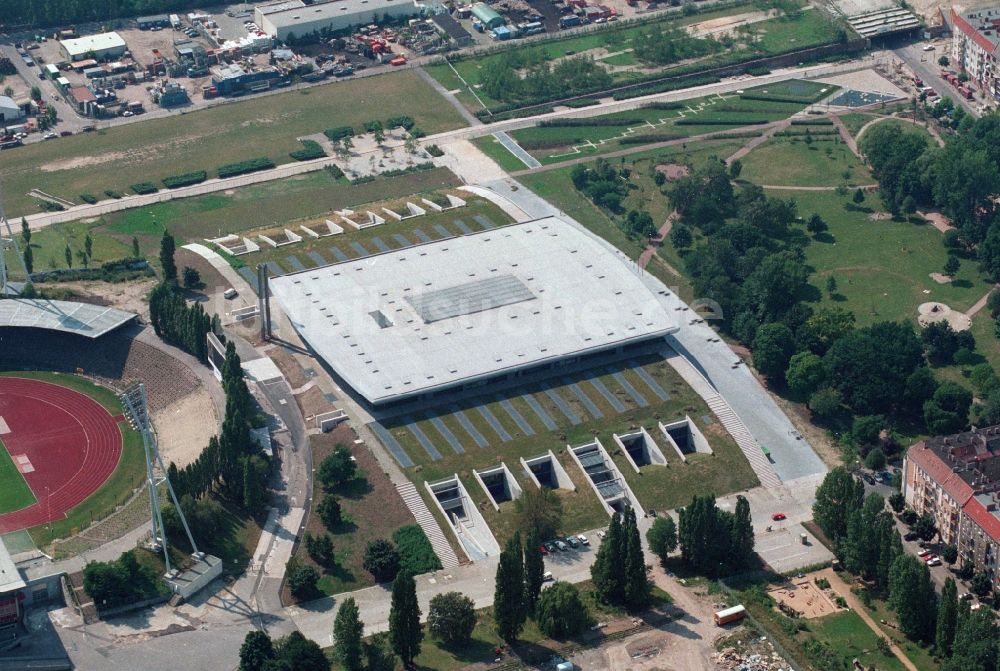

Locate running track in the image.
[0,378,124,533]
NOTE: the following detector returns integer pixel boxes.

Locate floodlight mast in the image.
[0,179,29,293]
[120,382,199,572]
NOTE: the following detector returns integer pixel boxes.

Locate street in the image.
[892,40,980,117]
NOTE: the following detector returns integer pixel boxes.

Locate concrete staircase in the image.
[665,354,782,489]
[395,482,460,570]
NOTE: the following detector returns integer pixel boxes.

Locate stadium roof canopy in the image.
[270,217,678,406]
[0,299,136,338]
[0,536,26,593]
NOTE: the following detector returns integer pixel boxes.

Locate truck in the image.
[960,86,974,100]
[714,605,746,626]
[559,14,581,28]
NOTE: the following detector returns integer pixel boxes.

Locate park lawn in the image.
[769,189,993,327]
[0,440,36,515]
[1,70,465,217]
[857,117,936,144]
[742,78,836,102]
[859,598,941,671]
[9,220,134,274]
[749,10,843,54]
[471,136,535,173]
[839,112,879,137]
[805,611,914,671]
[739,136,870,187]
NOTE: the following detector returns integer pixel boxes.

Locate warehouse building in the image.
[0,96,23,124]
[59,32,128,62]
[211,63,282,95]
[270,217,678,407]
[471,2,504,29]
[255,0,421,40]
[137,14,171,29]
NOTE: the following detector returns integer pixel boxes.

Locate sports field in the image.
[0,439,35,514]
[1,70,465,216]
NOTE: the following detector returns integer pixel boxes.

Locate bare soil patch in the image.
[295,386,335,422]
[768,578,840,619]
[153,390,217,468]
[655,163,691,181]
[267,347,309,390]
[929,272,953,284]
[918,301,971,331]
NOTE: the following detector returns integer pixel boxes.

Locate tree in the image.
[729,159,742,179]
[813,467,864,543]
[318,494,342,531]
[731,495,755,570]
[592,512,625,601]
[23,245,33,275]
[388,570,422,665]
[786,352,825,397]
[317,445,356,490]
[941,608,998,671]
[670,223,693,249]
[513,487,563,539]
[853,188,865,204]
[30,85,41,101]
[159,230,177,285]
[807,213,828,235]
[809,387,843,419]
[536,581,590,639]
[888,492,905,513]
[752,322,795,378]
[888,554,935,642]
[523,529,544,611]
[333,597,364,671]
[20,217,30,244]
[824,322,923,414]
[942,544,958,564]
[944,255,960,276]
[969,572,992,597]
[272,630,330,671]
[239,630,275,671]
[494,532,527,641]
[923,382,972,434]
[427,592,475,646]
[936,578,958,657]
[865,447,887,471]
[132,236,141,257]
[183,266,201,289]
[363,633,396,671]
[363,539,400,583]
[825,275,837,297]
[84,233,93,259]
[305,532,335,568]
[622,507,650,609]
[64,244,72,268]
[646,516,677,565]
[286,558,319,600]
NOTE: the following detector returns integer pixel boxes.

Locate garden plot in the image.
[767,578,841,619]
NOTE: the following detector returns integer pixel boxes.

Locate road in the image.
[0,44,86,134]
[892,40,979,117]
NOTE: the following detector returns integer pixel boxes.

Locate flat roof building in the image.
[471,2,504,29]
[137,14,171,29]
[270,217,678,406]
[255,0,420,40]
[59,32,127,61]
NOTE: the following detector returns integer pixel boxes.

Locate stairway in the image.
[665,355,783,489]
[395,481,460,570]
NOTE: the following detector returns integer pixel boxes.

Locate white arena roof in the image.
[270,217,678,405]
[0,299,136,338]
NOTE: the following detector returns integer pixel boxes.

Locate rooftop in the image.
[0,536,26,594]
[0,299,136,338]
[910,426,1000,503]
[260,0,417,27]
[952,8,1000,51]
[0,96,18,110]
[60,32,127,56]
[270,217,678,405]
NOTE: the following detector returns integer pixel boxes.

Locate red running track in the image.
[0,377,124,533]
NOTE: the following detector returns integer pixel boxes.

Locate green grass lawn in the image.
[740,136,870,187]
[0,373,147,544]
[770,190,992,327]
[381,355,757,545]
[471,136,534,173]
[1,70,465,217]
[805,611,913,671]
[6,168,462,278]
[0,440,36,515]
[856,117,935,144]
[839,112,879,138]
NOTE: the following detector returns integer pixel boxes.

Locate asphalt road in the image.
[892,40,979,117]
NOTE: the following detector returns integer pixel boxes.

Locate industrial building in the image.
[136,14,171,29]
[951,8,1000,100]
[211,63,283,95]
[255,0,421,40]
[903,427,1000,593]
[269,217,678,407]
[0,96,23,124]
[471,2,504,29]
[59,32,128,61]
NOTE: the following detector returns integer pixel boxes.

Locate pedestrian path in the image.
[493,131,542,169]
[395,481,460,570]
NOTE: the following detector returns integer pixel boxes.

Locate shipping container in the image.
[714,605,746,626]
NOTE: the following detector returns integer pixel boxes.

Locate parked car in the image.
[539,544,548,556]
[565,536,580,549]
[927,557,942,566]
[596,530,606,539]
[43,132,58,139]
[542,571,554,582]
[861,473,875,485]
[771,512,786,521]
[59,130,72,137]
[576,534,590,546]
[918,549,932,558]
[554,540,568,552]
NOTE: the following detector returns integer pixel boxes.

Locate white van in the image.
[223,288,238,299]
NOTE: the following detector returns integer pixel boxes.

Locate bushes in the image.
[611,75,720,101]
[386,115,415,130]
[324,126,354,141]
[162,171,207,189]
[675,117,769,126]
[619,134,677,145]
[519,137,579,150]
[393,524,442,575]
[84,550,166,610]
[217,157,275,179]
[363,120,383,134]
[79,193,98,204]
[104,189,123,199]
[790,118,835,125]
[425,144,444,157]
[539,117,641,127]
[131,182,158,195]
[326,164,345,180]
[37,199,65,211]
[289,140,326,161]
[643,101,684,110]
[561,97,600,108]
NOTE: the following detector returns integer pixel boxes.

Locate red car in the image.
[539,544,548,555]
[771,512,786,521]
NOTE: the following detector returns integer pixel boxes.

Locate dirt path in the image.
[965,286,997,318]
[819,568,920,671]
[639,210,677,268]
[855,115,945,148]
[918,210,954,233]
[829,114,860,157]
[725,118,792,165]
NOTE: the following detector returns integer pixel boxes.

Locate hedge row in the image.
[324,126,354,141]
[561,98,601,108]
[643,101,684,110]
[289,140,326,161]
[79,193,97,204]
[131,182,159,194]
[790,118,835,125]
[618,133,677,145]
[739,93,823,105]
[540,117,642,127]
[425,144,444,157]
[519,137,577,150]
[611,75,721,101]
[386,115,415,130]
[217,157,275,179]
[475,106,555,123]
[163,171,207,189]
[675,117,769,126]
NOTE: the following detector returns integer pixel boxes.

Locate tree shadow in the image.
[800,284,822,303]
[330,519,358,535]
[951,279,973,289]
[414,637,502,669]
[322,561,356,585]
[813,232,836,244]
[830,293,848,302]
[334,476,373,500]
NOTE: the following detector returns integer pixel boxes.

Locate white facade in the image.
[0,96,22,124]
[256,0,419,40]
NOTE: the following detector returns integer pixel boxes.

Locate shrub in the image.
[38,199,65,211]
[289,140,325,161]
[427,592,475,646]
[162,171,207,189]
[79,193,98,204]
[425,144,444,157]
[217,157,275,179]
[536,582,590,639]
[385,115,415,130]
[318,494,342,531]
[305,532,335,567]
[104,189,123,199]
[84,550,165,609]
[393,524,442,575]
[363,120,383,133]
[363,539,400,582]
[561,97,600,108]
[286,557,319,600]
[326,164,345,180]
[643,101,684,110]
[324,126,354,141]
[131,182,158,195]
